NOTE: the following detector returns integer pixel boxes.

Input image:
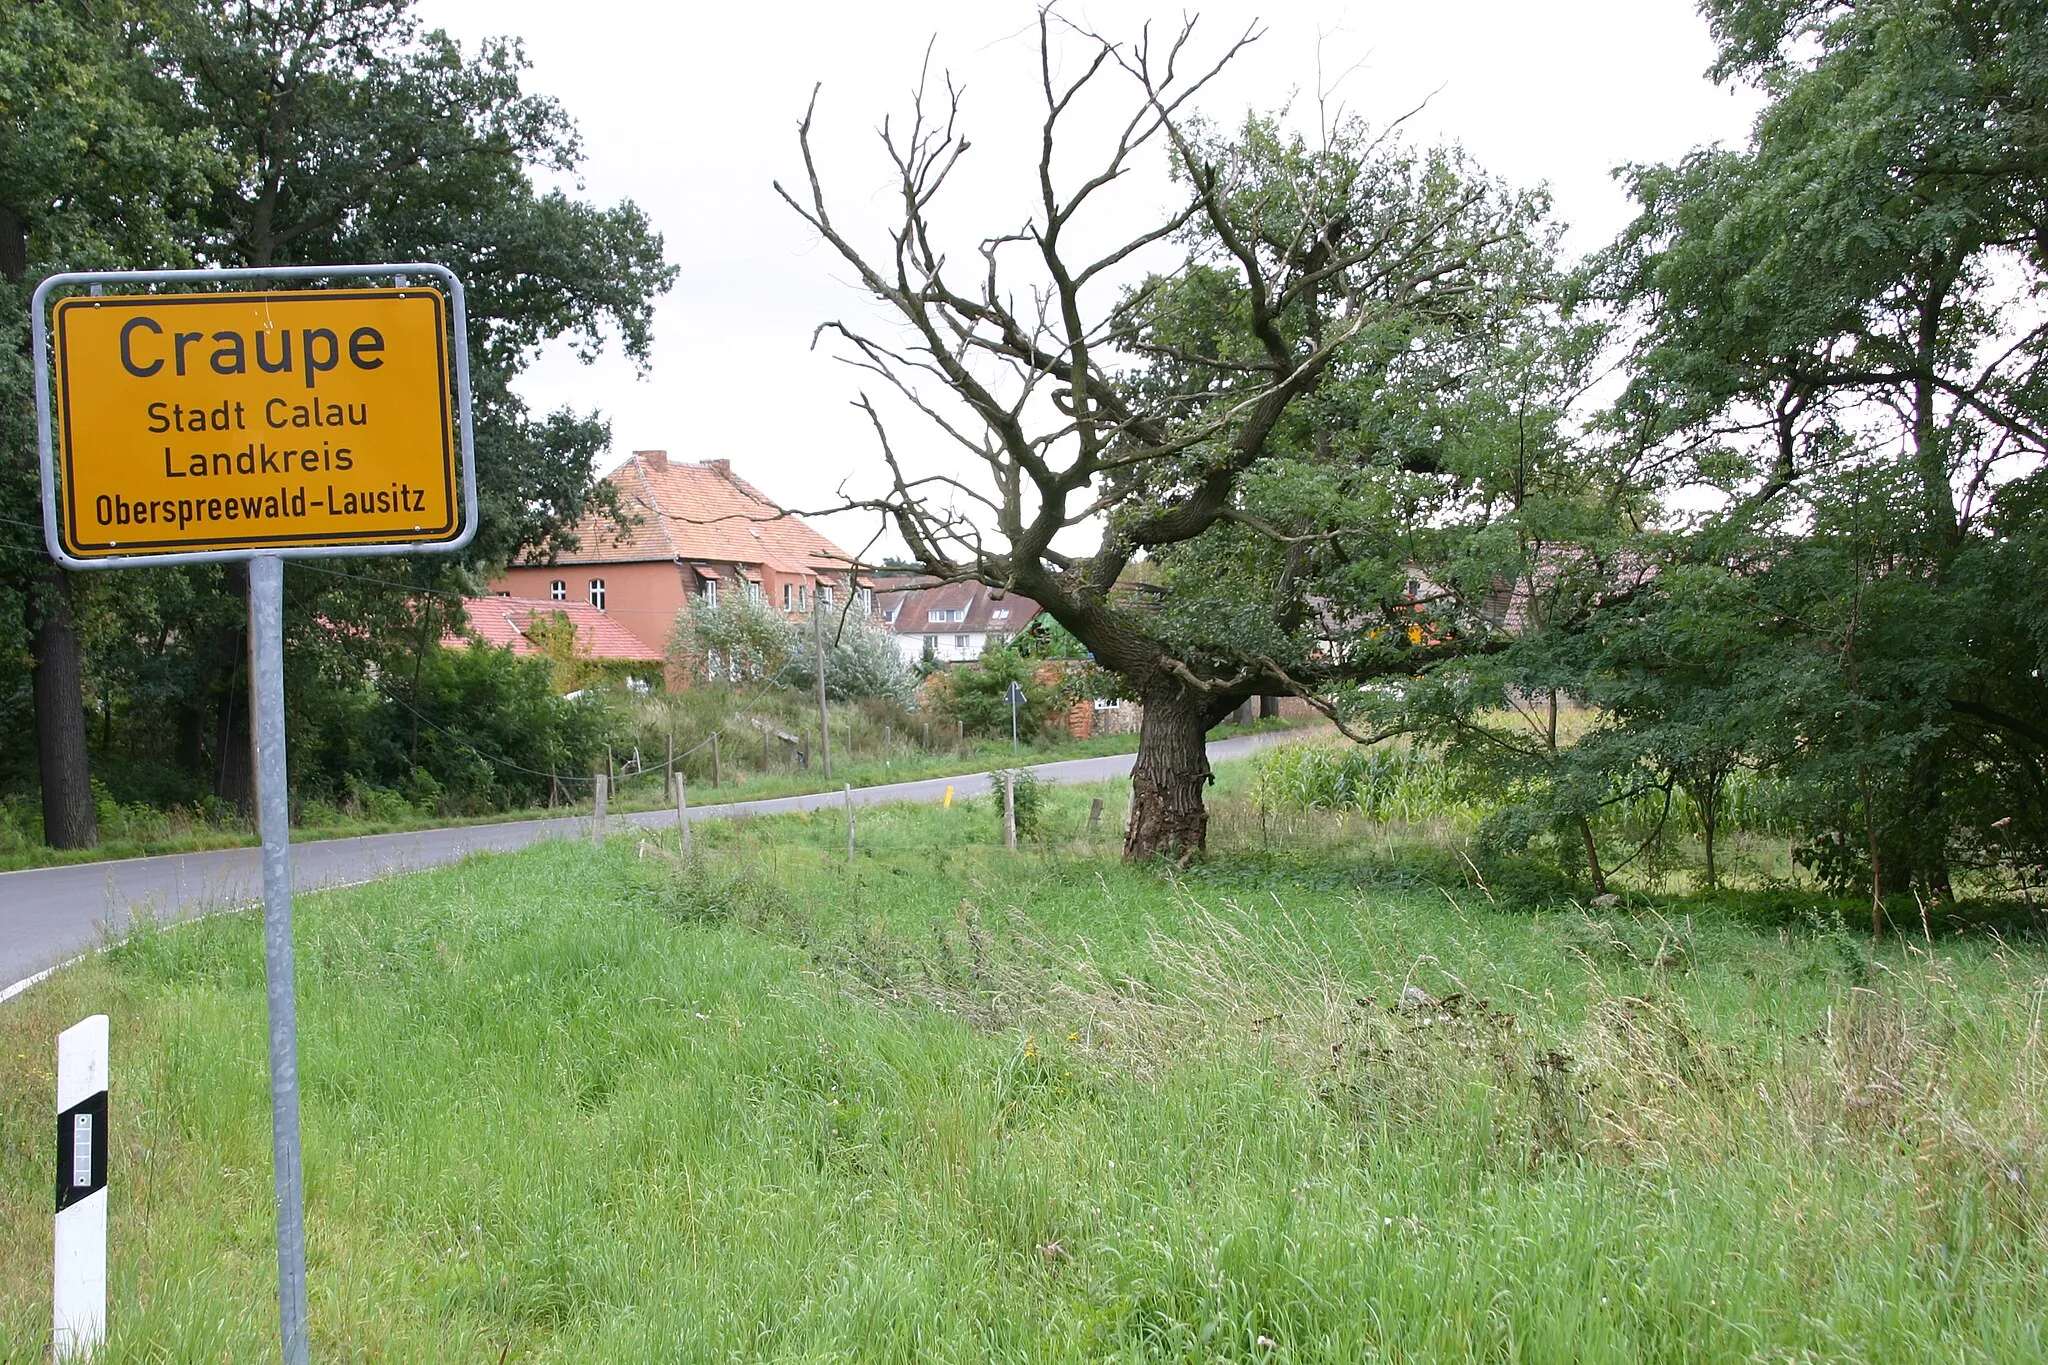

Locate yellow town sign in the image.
[51,287,460,558]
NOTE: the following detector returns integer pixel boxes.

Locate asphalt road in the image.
[1,731,1297,994]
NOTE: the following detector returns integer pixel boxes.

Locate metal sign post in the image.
[32,264,476,1364]
[1007,680,1025,755]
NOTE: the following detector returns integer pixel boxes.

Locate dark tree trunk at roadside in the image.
[27,568,99,849]
[210,562,254,810]
[1124,691,1239,861]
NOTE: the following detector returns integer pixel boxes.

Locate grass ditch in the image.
[2,766,2045,1360]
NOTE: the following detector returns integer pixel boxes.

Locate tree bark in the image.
[1579,818,1607,896]
[1124,690,1236,861]
[27,568,99,849]
[211,563,254,810]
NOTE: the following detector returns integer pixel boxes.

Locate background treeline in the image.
[1108,0,2047,910]
[0,0,675,846]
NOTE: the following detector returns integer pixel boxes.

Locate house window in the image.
[989,632,1007,647]
[954,634,969,651]
[587,578,605,610]
[549,580,566,602]
[927,606,965,623]
[990,608,1009,621]
[923,634,939,656]
[819,584,834,609]
[495,590,511,597]
[782,582,794,611]
[798,584,809,612]
[859,587,873,614]
[1405,578,1422,599]
[702,578,718,609]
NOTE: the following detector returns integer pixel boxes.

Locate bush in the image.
[988,768,1045,842]
[944,644,1055,739]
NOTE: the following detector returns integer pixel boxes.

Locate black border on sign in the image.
[53,288,458,557]
[55,1089,108,1212]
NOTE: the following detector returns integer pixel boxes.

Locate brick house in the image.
[490,451,863,671]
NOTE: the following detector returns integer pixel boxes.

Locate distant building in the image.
[489,451,863,667]
[874,579,1041,665]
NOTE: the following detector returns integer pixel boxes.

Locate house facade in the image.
[873,580,1042,666]
[490,451,862,671]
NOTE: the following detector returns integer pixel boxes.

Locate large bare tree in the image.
[779,11,1544,858]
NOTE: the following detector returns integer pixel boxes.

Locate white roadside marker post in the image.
[593,773,609,844]
[53,1014,109,1360]
[1004,771,1017,851]
[845,783,855,864]
[677,777,693,857]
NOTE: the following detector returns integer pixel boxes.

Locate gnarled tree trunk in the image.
[1124,690,1240,861]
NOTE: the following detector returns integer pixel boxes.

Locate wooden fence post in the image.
[1004,772,1017,851]
[593,773,608,843]
[711,732,721,788]
[845,784,855,864]
[665,731,675,802]
[677,777,692,857]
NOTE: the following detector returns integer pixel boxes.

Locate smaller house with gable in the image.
[873,579,1042,665]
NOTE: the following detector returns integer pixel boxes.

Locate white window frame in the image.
[701,578,718,609]
[549,579,566,602]
[588,578,606,611]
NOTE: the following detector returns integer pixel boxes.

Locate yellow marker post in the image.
[49,288,460,560]
[943,784,954,808]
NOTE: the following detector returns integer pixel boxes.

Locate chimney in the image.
[635,449,668,469]
[703,458,731,475]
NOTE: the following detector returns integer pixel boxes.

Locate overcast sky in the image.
[415,0,1762,555]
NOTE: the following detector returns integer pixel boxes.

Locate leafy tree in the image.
[0,0,218,845]
[1594,0,2048,905]
[783,14,1552,857]
[784,606,918,705]
[2,0,674,835]
[675,590,797,685]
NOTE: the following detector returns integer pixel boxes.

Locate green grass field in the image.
[3,764,2045,1361]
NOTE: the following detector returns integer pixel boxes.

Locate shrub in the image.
[988,767,1045,842]
[945,644,1055,738]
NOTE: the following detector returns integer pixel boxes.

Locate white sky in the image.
[415,0,1763,557]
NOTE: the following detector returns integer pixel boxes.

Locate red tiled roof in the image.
[532,452,853,577]
[447,596,664,663]
[874,580,1041,635]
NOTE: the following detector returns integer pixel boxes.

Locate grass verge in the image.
[0,718,1305,875]
[3,767,2044,1360]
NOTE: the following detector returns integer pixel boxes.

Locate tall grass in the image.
[4,776,2046,1360]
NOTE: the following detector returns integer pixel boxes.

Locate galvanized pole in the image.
[664,732,675,802]
[844,783,855,864]
[247,553,310,1365]
[812,596,832,780]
